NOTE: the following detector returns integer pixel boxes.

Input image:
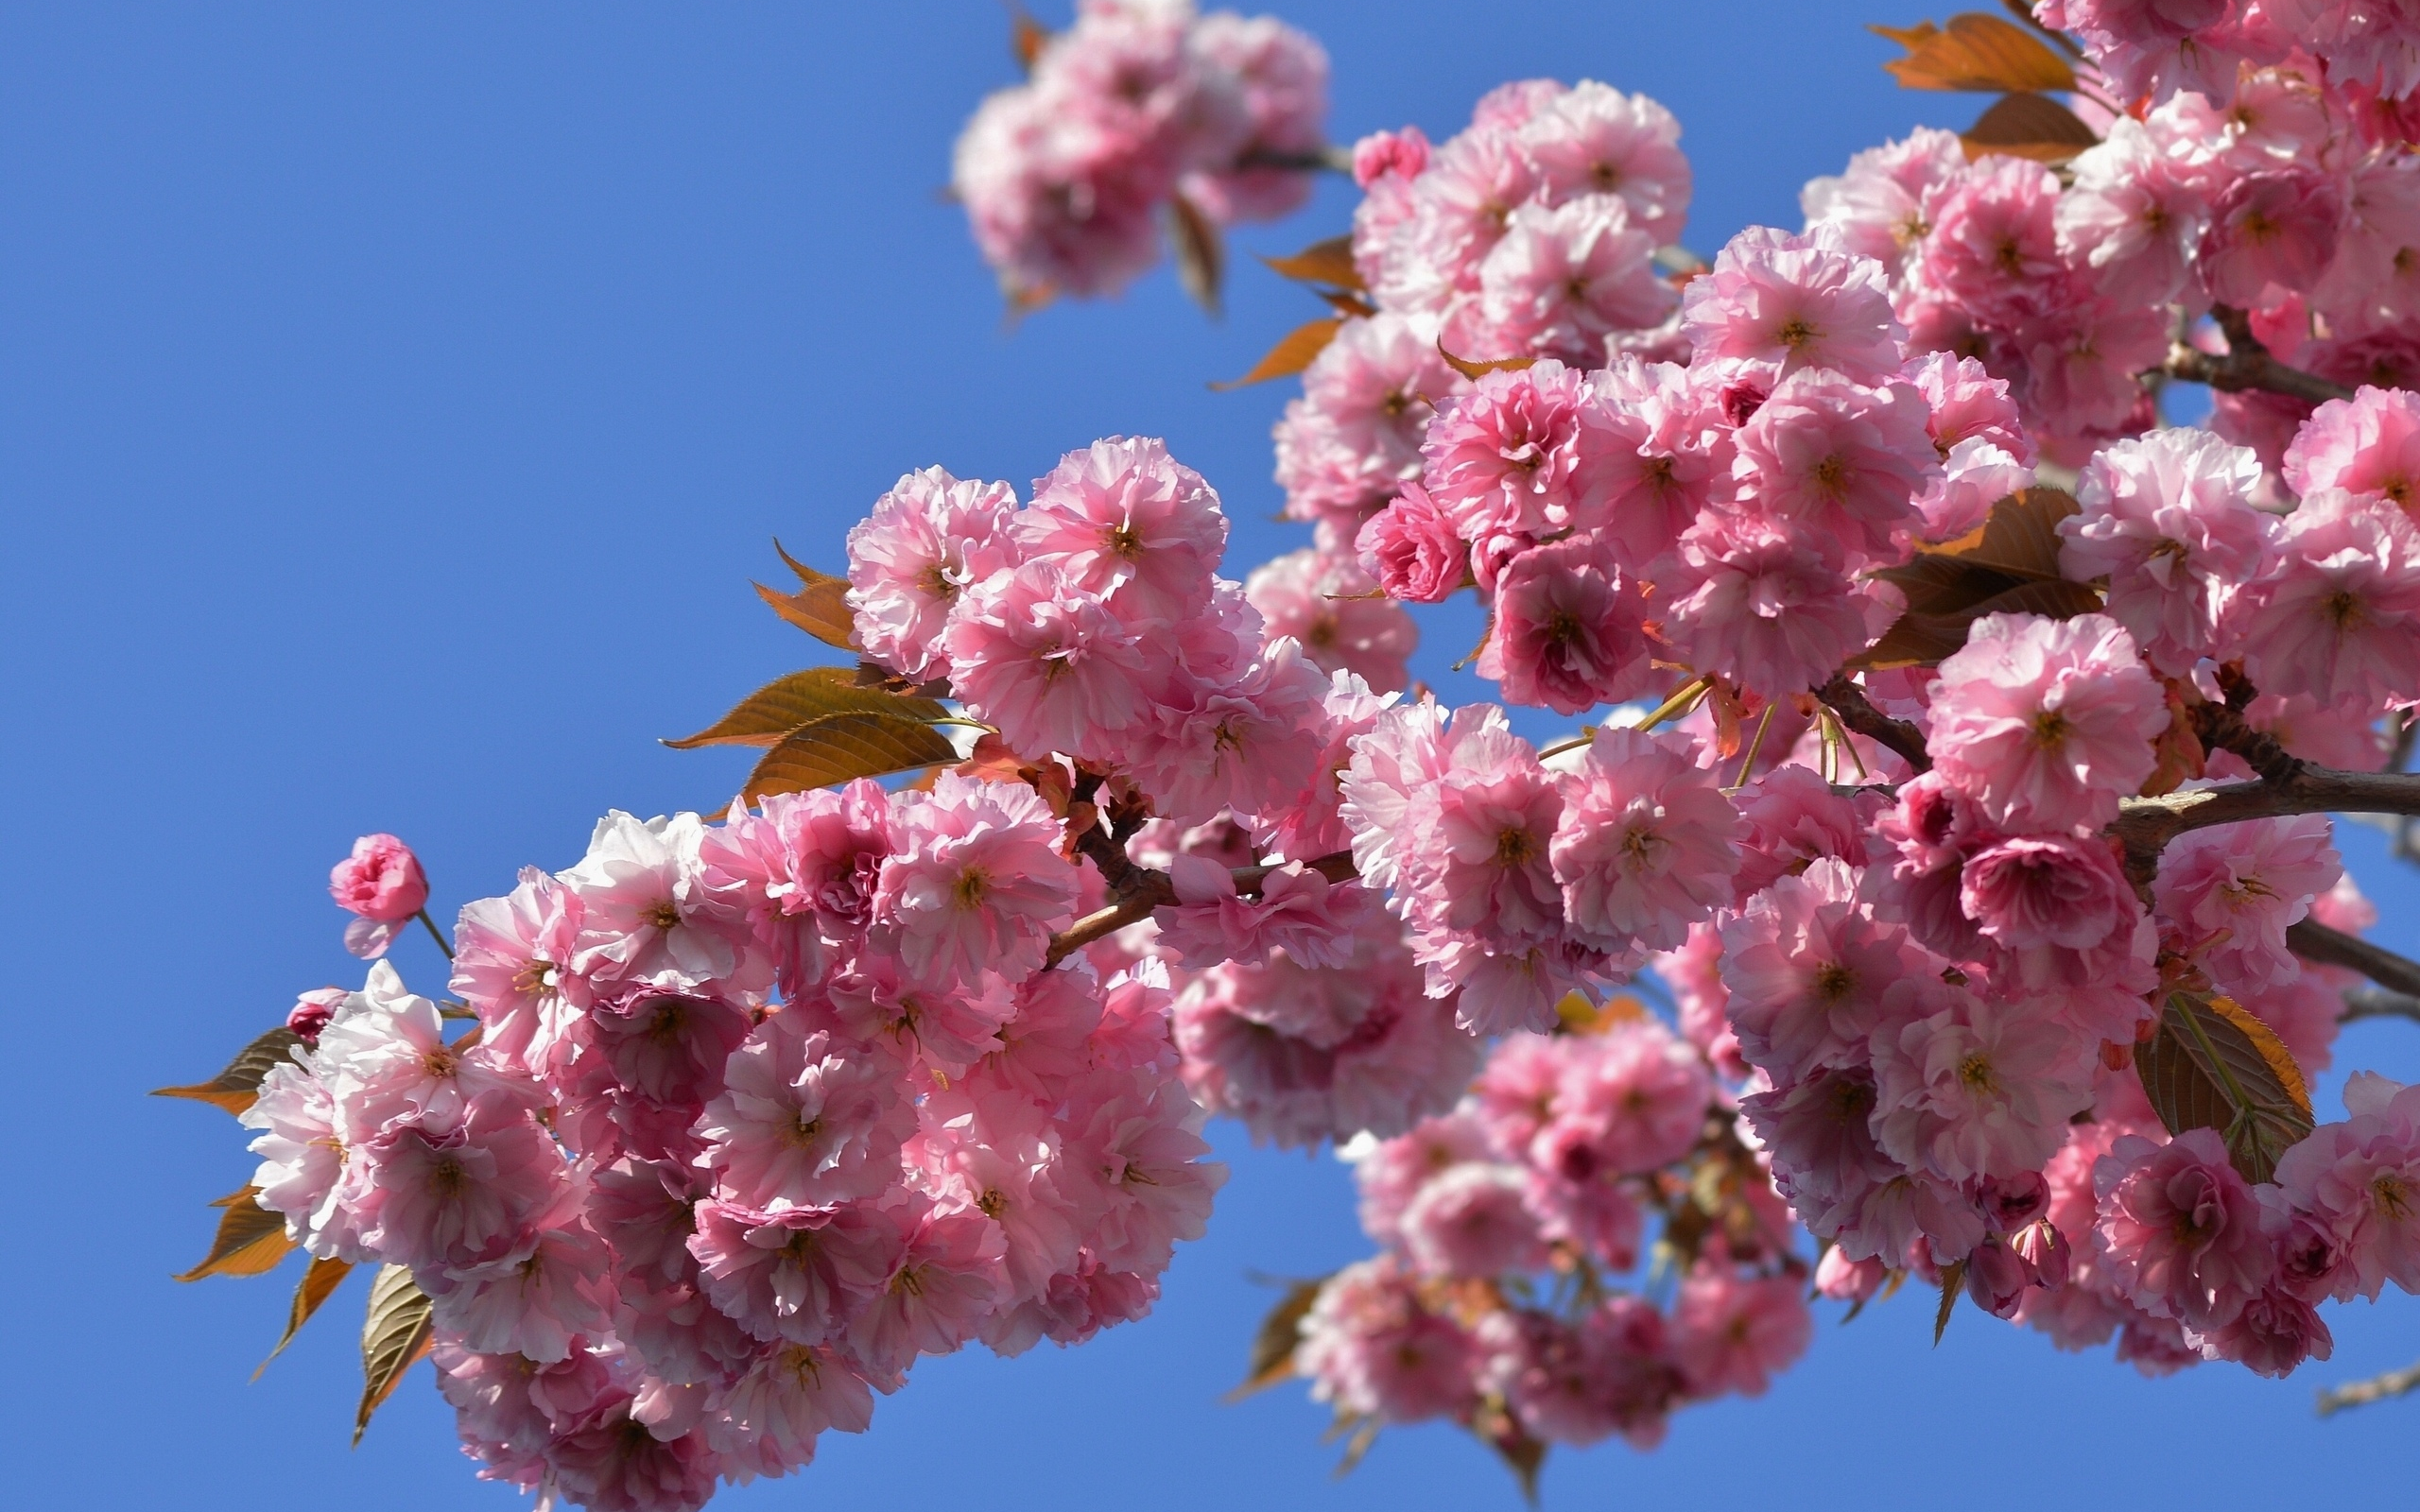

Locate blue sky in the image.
[4,3,2414,1507]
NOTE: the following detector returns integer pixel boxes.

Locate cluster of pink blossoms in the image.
[953,0,1327,302]
[1295,1015,1810,1454]
[2035,0,2420,113]
[249,777,1222,1510]
[1807,29,2420,463]
[1275,77,1693,556]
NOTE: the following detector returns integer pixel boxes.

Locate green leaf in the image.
[665,666,947,749]
[354,1263,436,1446]
[177,1187,296,1281]
[1934,1260,1966,1346]
[1228,1277,1328,1400]
[151,1026,303,1117]
[753,540,856,649]
[1259,233,1364,292]
[257,1256,354,1378]
[1963,91,2100,161]
[1168,193,1224,318]
[2135,990,2316,1185]
[1211,318,1343,390]
[739,712,961,803]
[1876,13,2076,93]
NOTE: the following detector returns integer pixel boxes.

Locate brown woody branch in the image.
[2160,304,2356,408]
[1235,144,1355,175]
[2290,919,2420,1001]
[2317,1358,2420,1417]
[2341,985,2420,1026]
[1816,675,1931,773]
[2116,765,2420,862]
[1044,847,1358,968]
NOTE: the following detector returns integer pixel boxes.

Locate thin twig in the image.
[2318,1359,2420,1418]
[416,908,455,961]
[2341,986,2420,1026]
[1815,675,1930,773]
[2290,919,2420,1001]
[2160,304,2356,407]
[1235,144,1354,175]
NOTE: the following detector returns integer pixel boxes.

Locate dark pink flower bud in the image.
[1356,483,1466,604]
[1814,1246,1885,1303]
[1963,1235,2032,1319]
[2010,1218,2071,1292]
[331,833,430,922]
[1351,126,1428,187]
[285,986,347,1049]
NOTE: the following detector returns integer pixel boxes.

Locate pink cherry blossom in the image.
[845,467,1019,681]
[945,558,1150,763]
[1399,1161,1549,1277]
[1548,725,1741,954]
[1297,1256,1479,1423]
[2241,488,2420,706]
[696,1016,915,1211]
[1019,436,1227,625]
[2285,385,2420,514]
[1475,533,1655,713]
[1669,1269,1811,1400]
[874,773,1077,988]
[2154,814,2342,993]
[332,833,430,958]
[1243,546,1416,693]
[2059,430,2273,677]
[1658,510,1891,697]
[1871,982,2096,1184]
[1926,612,2167,834]
[1477,198,1669,364]
[451,866,586,1075]
[1683,226,1907,384]
[1729,369,1939,559]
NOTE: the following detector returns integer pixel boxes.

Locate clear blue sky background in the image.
[6,4,2415,1507]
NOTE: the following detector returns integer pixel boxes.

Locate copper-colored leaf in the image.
[1490,1425,1547,1507]
[1436,341,1537,382]
[1877,12,2076,93]
[738,713,961,804]
[1010,8,1049,72]
[1168,194,1224,318]
[1259,233,1364,291]
[1854,577,2107,669]
[1211,317,1343,390]
[1962,91,2100,161]
[665,666,947,749]
[2135,991,2316,1185]
[151,1025,302,1117]
[1229,1277,1328,1400]
[1858,490,2099,668]
[754,539,856,649]
[177,1187,296,1282]
[355,1263,436,1446]
[1943,487,2080,577]
[1934,1259,1966,1345]
[257,1256,354,1377]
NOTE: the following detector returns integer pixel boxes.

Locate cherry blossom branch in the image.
[1235,144,1354,174]
[2289,919,2420,1001]
[415,907,455,961]
[2159,304,2357,408]
[2116,766,2420,857]
[2340,985,2420,1026]
[1043,845,1358,968]
[2317,1358,2420,1417]
[1815,675,1930,773]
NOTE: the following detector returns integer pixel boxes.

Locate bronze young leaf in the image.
[1258,233,1364,291]
[258,1256,355,1377]
[1229,1276,1329,1400]
[150,1025,303,1117]
[355,1263,437,1446]
[2134,991,2316,1186]
[737,713,962,803]
[1962,92,2100,161]
[665,666,948,749]
[1876,12,2077,94]
[754,540,856,649]
[177,1187,297,1282]
[1211,317,1344,390]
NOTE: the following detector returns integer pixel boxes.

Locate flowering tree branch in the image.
[2116,766,2420,861]
[2290,919,2420,1001]
[1816,674,1930,772]
[2160,304,2357,408]
[2316,1358,2420,1417]
[2340,985,2420,1026]
[1236,144,1355,175]
[1044,843,1357,968]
